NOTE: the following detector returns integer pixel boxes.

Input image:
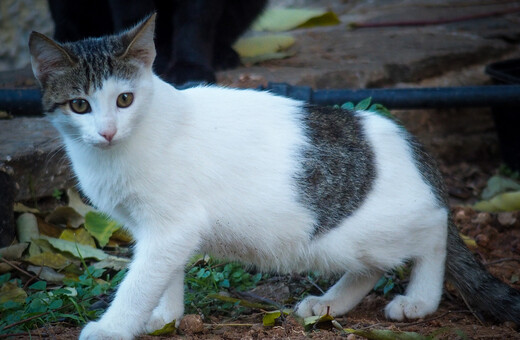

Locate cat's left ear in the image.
[119,13,157,68]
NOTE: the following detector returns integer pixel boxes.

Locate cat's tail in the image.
[445,216,520,324]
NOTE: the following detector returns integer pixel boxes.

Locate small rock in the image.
[475,233,489,248]
[179,314,204,334]
[454,210,467,224]
[472,212,492,225]
[503,321,518,330]
[346,334,358,340]
[497,212,517,227]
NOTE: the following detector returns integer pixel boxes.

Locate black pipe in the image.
[2,84,520,116]
[263,83,520,109]
[0,89,42,116]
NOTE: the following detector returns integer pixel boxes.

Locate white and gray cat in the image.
[29,14,520,340]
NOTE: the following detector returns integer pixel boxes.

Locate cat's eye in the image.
[69,99,91,114]
[117,93,134,108]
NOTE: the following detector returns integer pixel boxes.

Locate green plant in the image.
[52,189,63,201]
[184,259,262,316]
[335,97,393,120]
[0,268,126,335]
[373,264,410,296]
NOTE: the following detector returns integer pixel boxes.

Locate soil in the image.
[11,161,519,339]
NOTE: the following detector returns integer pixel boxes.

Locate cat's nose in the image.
[99,129,116,142]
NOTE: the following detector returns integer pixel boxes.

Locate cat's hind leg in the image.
[295,271,382,317]
[385,248,446,320]
[145,269,185,333]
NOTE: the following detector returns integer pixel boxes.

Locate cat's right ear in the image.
[29,32,76,86]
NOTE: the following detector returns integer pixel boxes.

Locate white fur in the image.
[58,75,448,339]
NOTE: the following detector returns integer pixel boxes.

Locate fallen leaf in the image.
[37,217,64,238]
[149,320,177,336]
[263,309,292,326]
[110,228,133,244]
[252,8,340,32]
[345,328,429,340]
[459,233,477,248]
[92,255,130,271]
[0,282,27,304]
[60,228,97,248]
[13,203,40,214]
[481,175,520,200]
[473,191,520,212]
[27,265,66,283]
[25,251,71,269]
[233,34,295,65]
[304,313,335,330]
[16,213,40,243]
[0,243,28,260]
[67,188,95,216]
[84,212,122,247]
[45,206,84,229]
[39,236,108,261]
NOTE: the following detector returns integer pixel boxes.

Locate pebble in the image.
[179,314,204,334]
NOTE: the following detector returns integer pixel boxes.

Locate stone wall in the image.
[0,0,53,72]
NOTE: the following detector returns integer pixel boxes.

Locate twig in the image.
[23,265,43,290]
[350,7,520,29]
[395,310,472,328]
[459,293,486,326]
[304,275,325,295]
[234,291,284,310]
[207,293,275,310]
[484,257,520,266]
[0,332,49,338]
[205,323,255,327]
[0,257,37,280]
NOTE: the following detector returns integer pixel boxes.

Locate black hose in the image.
[263,83,520,109]
[2,84,520,116]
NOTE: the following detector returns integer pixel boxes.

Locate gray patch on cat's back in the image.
[296,105,376,236]
[404,132,448,208]
[41,36,139,112]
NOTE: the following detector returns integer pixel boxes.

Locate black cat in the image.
[48,0,267,85]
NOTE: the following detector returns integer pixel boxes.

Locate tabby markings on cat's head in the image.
[29,14,157,147]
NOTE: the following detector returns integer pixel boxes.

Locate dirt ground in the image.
[11,161,518,339]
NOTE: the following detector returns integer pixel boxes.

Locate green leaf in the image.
[48,298,63,310]
[60,228,97,248]
[29,280,47,291]
[341,102,355,110]
[84,212,122,247]
[0,273,11,285]
[383,280,395,295]
[252,8,340,32]
[149,320,177,336]
[39,236,108,261]
[355,97,372,111]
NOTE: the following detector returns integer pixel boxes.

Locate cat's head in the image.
[29,14,157,148]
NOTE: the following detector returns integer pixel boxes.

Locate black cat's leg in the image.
[295,272,382,317]
[213,0,268,70]
[48,0,114,42]
[165,0,225,85]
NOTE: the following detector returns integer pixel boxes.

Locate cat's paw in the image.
[144,307,182,334]
[295,295,345,317]
[79,320,133,340]
[385,295,435,320]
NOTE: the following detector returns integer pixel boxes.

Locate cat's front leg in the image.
[145,269,185,333]
[79,229,199,340]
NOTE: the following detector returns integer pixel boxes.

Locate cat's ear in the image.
[119,13,157,68]
[29,32,76,86]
